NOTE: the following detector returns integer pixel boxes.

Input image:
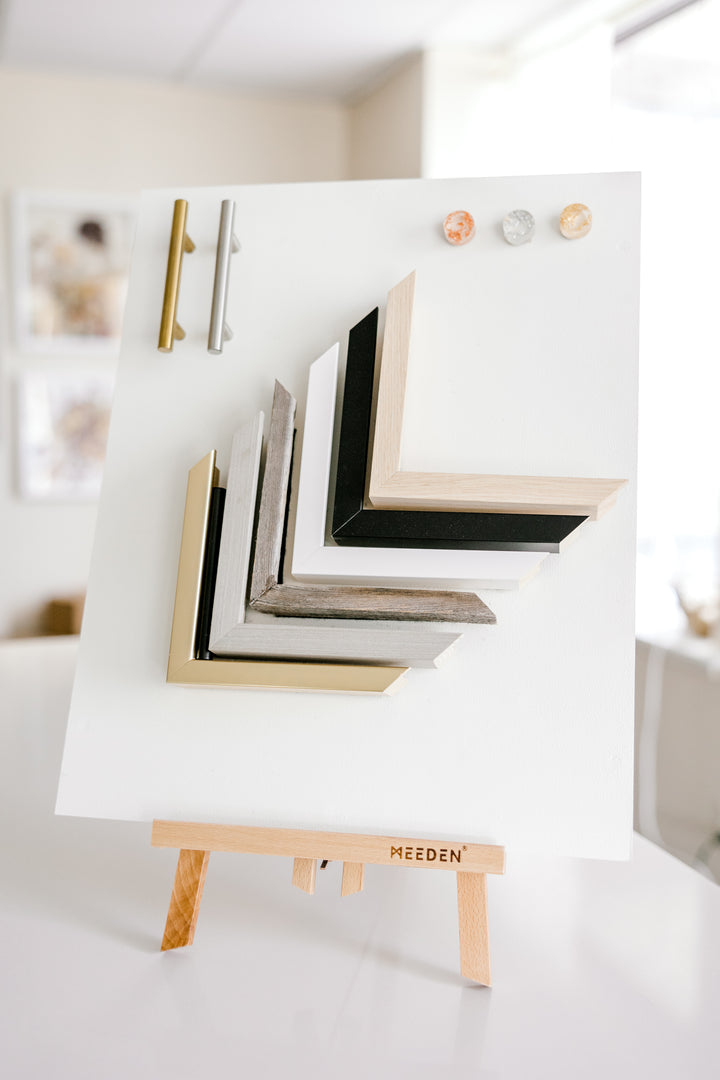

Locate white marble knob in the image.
[503,209,535,246]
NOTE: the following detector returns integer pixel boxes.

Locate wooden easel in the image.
[152,820,505,985]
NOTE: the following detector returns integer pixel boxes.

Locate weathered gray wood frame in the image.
[248,382,496,624]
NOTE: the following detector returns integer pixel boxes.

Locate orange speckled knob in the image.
[443,210,475,246]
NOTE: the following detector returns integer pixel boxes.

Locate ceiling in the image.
[0,0,674,101]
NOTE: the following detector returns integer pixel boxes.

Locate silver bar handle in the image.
[208,199,239,355]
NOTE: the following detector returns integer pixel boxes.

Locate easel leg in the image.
[292,857,317,894]
[341,862,364,896]
[161,849,210,950]
[457,872,491,985]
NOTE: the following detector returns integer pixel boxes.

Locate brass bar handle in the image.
[158,199,195,353]
[208,199,240,355]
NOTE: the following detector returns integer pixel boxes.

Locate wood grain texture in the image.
[209,412,462,665]
[161,848,210,950]
[332,307,586,551]
[250,378,495,624]
[252,582,494,623]
[250,381,294,603]
[341,862,364,897]
[167,449,407,694]
[291,346,549,589]
[369,269,413,496]
[373,472,623,519]
[292,857,317,894]
[367,271,627,520]
[209,411,264,649]
[152,821,506,875]
[457,871,491,985]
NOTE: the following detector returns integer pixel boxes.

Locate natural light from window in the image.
[612,0,720,636]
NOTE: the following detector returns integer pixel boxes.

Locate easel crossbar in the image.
[151,820,505,874]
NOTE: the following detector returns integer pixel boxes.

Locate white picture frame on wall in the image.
[11,191,137,355]
[16,371,114,501]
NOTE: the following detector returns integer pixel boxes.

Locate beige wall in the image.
[347,57,424,180]
[0,67,347,636]
[0,60,428,638]
[0,68,348,189]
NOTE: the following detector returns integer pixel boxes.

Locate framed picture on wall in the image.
[16,371,114,501]
[11,191,137,354]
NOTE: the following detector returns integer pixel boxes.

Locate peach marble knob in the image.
[443,210,475,246]
[560,203,592,239]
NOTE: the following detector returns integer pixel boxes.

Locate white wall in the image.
[421,28,613,178]
[0,67,347,636]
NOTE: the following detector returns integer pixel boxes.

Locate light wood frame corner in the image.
[290,345,548,591]
[367,271,627,520]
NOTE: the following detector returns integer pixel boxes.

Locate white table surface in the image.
[3,637,720,1079]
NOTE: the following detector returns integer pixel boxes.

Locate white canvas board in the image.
[56,175,639,859]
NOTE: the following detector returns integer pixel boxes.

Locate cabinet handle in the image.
[208,199,240,355]
[158,199,195,352]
